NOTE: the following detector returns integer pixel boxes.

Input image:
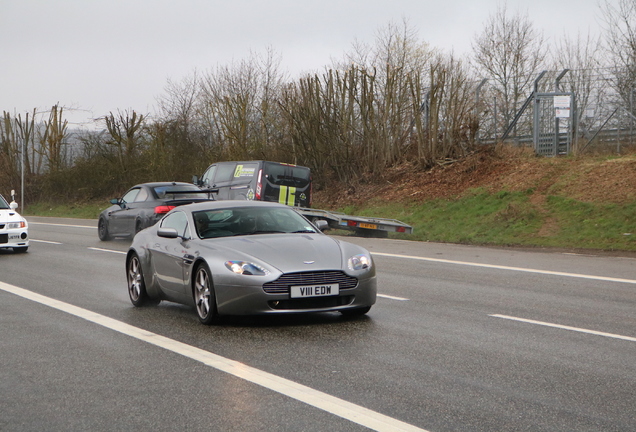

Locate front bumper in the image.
[0,229,29,249]
[213,271,377,316]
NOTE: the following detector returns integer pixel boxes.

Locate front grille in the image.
[263,271,358,294]
[268,295,355,310]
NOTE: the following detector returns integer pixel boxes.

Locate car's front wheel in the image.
[193,262,219,325]
[127,253,157,306]
[98,216,111,241]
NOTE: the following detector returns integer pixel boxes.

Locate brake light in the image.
[347,220,357,227]
[255,169,263,201]
[397,226,406,233]
[154,205,176,214]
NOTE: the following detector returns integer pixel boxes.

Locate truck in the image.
[193,160,413,237]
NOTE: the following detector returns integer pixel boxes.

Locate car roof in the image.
[176,200,289,213]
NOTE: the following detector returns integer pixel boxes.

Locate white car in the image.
[0,191,29,253]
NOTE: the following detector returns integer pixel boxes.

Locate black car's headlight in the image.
[348,254,372,271]
[225,261,270,276]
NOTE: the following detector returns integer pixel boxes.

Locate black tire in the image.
[13,247,28,253]
[127,253,157,307]
[340,306,371,317]
[193,262,219,325]
[98,216,111,241]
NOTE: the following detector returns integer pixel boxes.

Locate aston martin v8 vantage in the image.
[126,201,376,324]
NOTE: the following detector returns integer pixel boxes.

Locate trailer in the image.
[294,207,413,238]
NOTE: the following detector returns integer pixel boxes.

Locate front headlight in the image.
[6,221,26,229]
[225,261,270,276]
[348,254,371,270]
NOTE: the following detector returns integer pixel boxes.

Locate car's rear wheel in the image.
[98,216,111,241]
[193,262,219,325]
[127,253,157,306]
[340,306,371,317]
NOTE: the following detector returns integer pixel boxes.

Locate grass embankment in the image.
[25,201,105,219]
[24,151,636,252]
[330,191,636,252]
[27,190,635,252]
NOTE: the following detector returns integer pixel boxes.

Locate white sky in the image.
[1,0,606,128]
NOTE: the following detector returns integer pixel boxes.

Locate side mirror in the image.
[9,201,18,210]
[111,198,126,208]
[157,227,179,239]
[315,219,329,231]
[192,175,200,186]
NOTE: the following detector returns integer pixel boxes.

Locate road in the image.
[1,216,635,431]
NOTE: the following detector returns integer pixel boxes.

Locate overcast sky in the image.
[1,0,607,128]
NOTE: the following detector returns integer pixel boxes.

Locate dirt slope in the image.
[315,146,636,208]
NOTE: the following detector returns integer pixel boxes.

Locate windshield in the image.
[193,206,318,239]
[0,195,9,209]
[154,185,208,200]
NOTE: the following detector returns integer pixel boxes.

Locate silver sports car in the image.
[126,201,376,324]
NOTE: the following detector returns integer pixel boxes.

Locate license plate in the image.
[8,234,20,240]
[359,222,377,229]
[290,284,339,298]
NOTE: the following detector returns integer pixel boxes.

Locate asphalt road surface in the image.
[1,216,635,431]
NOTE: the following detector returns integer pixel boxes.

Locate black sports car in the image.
[98,182,213,240]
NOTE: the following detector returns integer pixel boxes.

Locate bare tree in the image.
[38,104,68,172]
[157,70,200,127]
[102,109,147,168]
[600,0,636,104]
[472,4,547,131]
[198,48,286,161]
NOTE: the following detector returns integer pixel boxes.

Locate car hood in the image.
[0,209,25,224]
[199,233,344,272]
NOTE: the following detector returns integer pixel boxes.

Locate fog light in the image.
[21,232,28,240]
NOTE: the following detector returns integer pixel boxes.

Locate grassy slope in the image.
[24,148,636,253]
[313,148,636,252]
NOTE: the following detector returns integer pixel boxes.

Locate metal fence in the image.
[475,67,636,155]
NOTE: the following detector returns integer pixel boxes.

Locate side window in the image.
[134,188,149,202]
[121,188,140,204]
[214,163,237,183]
[201,165,217,187]
[161,211,189,238]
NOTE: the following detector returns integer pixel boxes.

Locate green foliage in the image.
[539,196,636,250]
[25,201,105,219]
[331,189,636,252]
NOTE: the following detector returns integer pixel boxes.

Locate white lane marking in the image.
[372,252,636,285]
[378,294,409,301]
[88,247,127,255]
[30,239,63,245]
[490,314,636,342]
[28,221,96,229]
[0,281,428,432]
